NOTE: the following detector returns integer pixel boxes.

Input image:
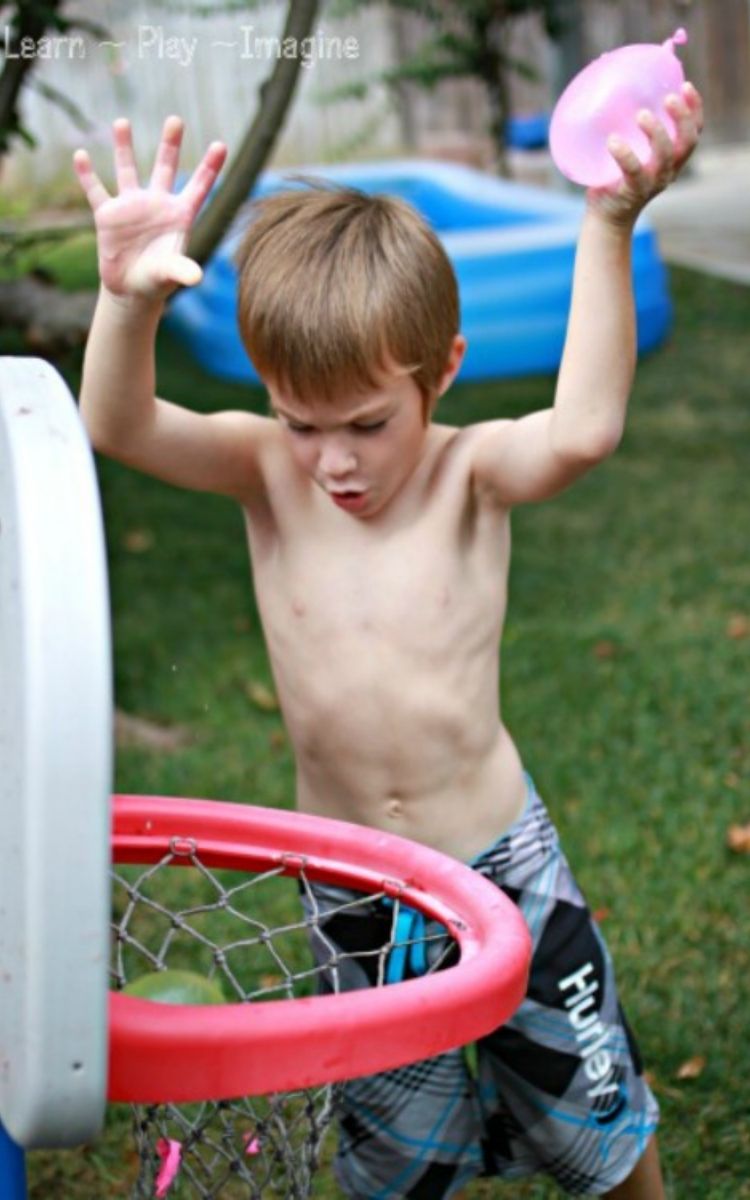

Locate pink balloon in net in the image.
[549,28,688,187]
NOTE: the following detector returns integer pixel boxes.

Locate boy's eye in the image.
[353,420,387,434]
[282,417,387,435]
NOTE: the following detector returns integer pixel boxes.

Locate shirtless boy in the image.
[74,83,702,1198]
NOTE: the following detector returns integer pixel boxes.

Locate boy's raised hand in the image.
[588,82,704,226]
[73,115,227,302]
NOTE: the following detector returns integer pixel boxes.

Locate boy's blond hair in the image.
[234,182,460,418]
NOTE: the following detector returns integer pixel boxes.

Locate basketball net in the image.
[112,838,453,1198]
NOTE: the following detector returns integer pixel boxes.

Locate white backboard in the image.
[0,358,111,1148]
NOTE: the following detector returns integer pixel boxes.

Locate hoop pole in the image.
[0,358,111,1149]
[0,1122,27,1200]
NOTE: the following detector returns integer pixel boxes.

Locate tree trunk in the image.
[187,0,321,267]
[0,0,64,158]
[472,5,510,176]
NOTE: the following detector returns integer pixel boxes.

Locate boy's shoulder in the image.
[430,417,515,474]
[421,420,516,518]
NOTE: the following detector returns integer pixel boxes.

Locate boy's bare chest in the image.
[245,488,510,663]
[274,537,463,641]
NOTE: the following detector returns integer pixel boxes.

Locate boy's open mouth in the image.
[330,489,369,511]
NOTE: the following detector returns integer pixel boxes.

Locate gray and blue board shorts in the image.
[302,775,659,1198]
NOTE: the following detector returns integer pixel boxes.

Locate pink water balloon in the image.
[549,28,688,188]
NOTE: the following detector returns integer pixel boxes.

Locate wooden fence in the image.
[4,0,748,196]
[4,1,403,193]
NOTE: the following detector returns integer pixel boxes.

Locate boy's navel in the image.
[386,794,403,818]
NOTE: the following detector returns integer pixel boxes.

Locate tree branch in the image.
[187,0,321,267]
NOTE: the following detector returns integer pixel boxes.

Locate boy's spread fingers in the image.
[180,142,227,219]
[149,114,184,192]
[112,117,140,192]
[72,149,111,211]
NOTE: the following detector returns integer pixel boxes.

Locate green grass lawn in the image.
[8,261,750,1198]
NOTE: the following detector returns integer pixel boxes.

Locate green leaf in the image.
[315,79,372,104]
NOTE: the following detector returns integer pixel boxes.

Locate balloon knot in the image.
[667,27,688,50]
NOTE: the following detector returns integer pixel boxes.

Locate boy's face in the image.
[270,373,430,521]
[268,339,466,522]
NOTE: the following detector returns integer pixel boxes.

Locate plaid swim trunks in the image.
[302,774,659,1198]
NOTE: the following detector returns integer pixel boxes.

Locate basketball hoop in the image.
[109,793,531,1197]
[0,358,532,1200]
[111,792,530,1099]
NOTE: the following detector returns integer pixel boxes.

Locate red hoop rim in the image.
[108,795,531,1103]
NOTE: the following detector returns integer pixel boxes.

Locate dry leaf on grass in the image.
[260,974,283,989]
[726,823,750,853]
[246,681,279,712]
[123,528,155,553]
[727,614,749,640]
[115,709,193,752]
[675,1055,706,1081]
[593,640,617,660]
[643,1071,683,1101]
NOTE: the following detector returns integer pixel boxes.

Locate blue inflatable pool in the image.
[165,159,671,384]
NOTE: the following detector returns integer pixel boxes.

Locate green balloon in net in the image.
[123,969,226,1005]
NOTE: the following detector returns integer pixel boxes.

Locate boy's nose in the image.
[319,440,357,478]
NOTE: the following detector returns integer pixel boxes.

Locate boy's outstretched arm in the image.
[470,83,703,509]
[76,116,271,500]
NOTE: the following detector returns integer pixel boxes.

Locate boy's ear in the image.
[436,335,467,398]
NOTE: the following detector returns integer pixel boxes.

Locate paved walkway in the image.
[646,143,750,285]
[512,140,750,286]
